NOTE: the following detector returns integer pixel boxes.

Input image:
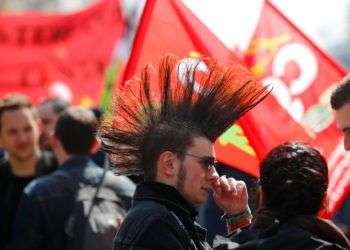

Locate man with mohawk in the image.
[101,55,270,250]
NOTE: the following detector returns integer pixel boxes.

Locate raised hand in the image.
[211,175,249,215]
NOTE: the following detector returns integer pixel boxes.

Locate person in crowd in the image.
[330,74,350,237]
[225,142,350,250]
[37,97,70,151]
[100,54,270,249]
[12,106,136,250]
[0,94,57,250]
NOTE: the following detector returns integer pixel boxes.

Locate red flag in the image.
[120,0,267,176]
[0,0,124,106]
[243,0,349,216]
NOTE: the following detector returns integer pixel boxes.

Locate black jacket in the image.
[0,151,57,250]
[214,225,349,250]
[12,156,135,250]
[114,181,212,250]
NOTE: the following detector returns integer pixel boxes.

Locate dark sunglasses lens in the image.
[202,157,216,169]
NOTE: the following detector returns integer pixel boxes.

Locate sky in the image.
[182,0,350,68]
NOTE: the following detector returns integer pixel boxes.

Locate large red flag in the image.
[119,0,274,176]
[0,0,124,106]
[121,0,316,177]
[243,0,349,216]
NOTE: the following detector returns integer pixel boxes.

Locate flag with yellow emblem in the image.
[244,0,348,216]
[119,0,268,176]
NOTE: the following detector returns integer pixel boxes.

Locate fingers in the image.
[212,175,231,194]
[211,176,222,195]
[212,175,249,215]
[213,176,247,197]
[235,180,247,197]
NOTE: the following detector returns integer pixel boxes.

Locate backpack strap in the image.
[60,164,108,250]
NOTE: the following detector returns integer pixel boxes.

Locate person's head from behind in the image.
[330,75,350,150]
[53,106,97,161]
[38,97,70,150]
[101,54,270,205]
[259,142,328,221]
[0,94,40,162]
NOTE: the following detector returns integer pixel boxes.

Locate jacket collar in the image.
[60,155,90,171]
[133,181,198,220]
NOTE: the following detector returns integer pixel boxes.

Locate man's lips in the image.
[16,144,30,150]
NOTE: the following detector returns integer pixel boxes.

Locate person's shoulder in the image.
[23,174,53,197]
[115,201,183,248]
[120,200,175,232]
[231,228,346,250]
[23,169,71,197]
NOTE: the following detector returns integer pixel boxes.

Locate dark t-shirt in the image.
[0,152,57,250]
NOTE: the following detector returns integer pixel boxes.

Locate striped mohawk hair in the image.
[100,55,271,178]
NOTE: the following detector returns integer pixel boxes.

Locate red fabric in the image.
[227,217,252,234]
[0,0,124,105]
[119,0,263,176]
[243,0,349,217]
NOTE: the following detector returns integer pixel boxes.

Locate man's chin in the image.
[195,194,209,205]
[14,152,36,162]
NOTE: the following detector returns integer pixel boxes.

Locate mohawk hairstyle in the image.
[100,55,271,178]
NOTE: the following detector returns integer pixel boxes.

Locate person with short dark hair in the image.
[330,75,350,237]
[12,107,135,250]
[37,97,70,150]
[228,142,350,250]
[331,75,350,151]
[0,94,57,250]
[54,107,97,156]
[100,55,270,249]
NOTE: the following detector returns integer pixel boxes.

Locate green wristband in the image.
[222,207,252,224]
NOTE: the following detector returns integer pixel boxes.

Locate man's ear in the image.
[157,151,178,177]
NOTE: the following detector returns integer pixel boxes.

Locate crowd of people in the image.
[0,54,350,250]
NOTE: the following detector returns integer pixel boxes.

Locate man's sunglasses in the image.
[181,152,218,171]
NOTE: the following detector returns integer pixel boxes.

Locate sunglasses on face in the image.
[182,152,218,171]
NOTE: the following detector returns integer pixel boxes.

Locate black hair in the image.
[100,54,271,180]
[330,74,350,110]
[260,142,328,221]
[252,142,350,248]
[55,107,97,155]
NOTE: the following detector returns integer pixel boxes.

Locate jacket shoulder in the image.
[115,201,182,247]
[23,169,75,198]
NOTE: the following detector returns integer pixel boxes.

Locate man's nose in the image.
[18,131,28,143]
[206,166,219,181]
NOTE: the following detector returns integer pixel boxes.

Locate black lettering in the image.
[50,26,71,42]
